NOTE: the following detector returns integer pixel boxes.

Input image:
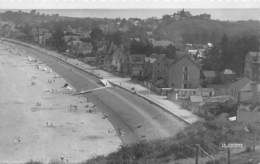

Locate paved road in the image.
[6,42,186,145]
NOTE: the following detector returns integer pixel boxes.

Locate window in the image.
[183,66,188,81]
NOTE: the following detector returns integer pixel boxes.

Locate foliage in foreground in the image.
[83,118,260,164]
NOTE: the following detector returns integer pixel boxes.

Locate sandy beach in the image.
[0,44,121,163]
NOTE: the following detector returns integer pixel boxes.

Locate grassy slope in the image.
[82,119,260,164]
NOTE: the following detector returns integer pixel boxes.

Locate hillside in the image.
[153,18,260,44]
[1,10,260,46]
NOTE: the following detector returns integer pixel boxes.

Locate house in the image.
[203,70,217,84]
[38,28,52,46]
[76,41,93,55]
[128,18,142,26]
[168,55,201,89]
[95,40,109,65]
[31,27,52,46]
[244,51,260,82]
[143,55,157,80]
[237,104,260,123]
[238,82,260,103]
[128,54,146,77]
[173,9,192,20]
[227,77,252,101]
[220,69,236,82]
[0,21,15,37]
[64,33,81,43]
[151,54,172,87]
[150,52,201,89]
[187,49,198,57]
[149,38,174,48]
[68,40,93,56]
[236,81,260,123]
[111,45,128,74]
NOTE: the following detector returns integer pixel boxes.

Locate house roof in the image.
[240,82,260,92]
[170,54,201,69]
[229,77,252,91]
[203,70,216,78]
[223,69,235,75]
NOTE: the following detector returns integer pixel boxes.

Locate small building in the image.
[244,51,260,82]
[228,77,252,101]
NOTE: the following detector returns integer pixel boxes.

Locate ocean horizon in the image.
[0,8,260,21]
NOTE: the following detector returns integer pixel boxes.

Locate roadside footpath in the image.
[1,38,200,125]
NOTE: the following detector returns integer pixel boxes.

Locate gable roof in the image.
[170,54,201,69]
[240,82,260,92]
[229,77,252,91]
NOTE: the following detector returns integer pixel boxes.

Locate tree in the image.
[129,39,153,55]
[90,27,104,52]
[162,14,171,22]
[19,23,33,42]
[202,45,224,72]
[50,22,66,52]
[30,10,36,15]
[220,34,231,68]
[106,31,123,46]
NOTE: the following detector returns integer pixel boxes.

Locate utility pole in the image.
[227,148,231,164]
[195,144,199,164]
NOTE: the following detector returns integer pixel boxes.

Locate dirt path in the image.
[0,44,121,163]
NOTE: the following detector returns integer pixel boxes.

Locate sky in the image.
[0,0,260,21]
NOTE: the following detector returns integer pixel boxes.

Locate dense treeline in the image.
[202,34,259,75]
[155,18,260,44]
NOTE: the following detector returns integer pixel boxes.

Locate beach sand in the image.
[0,44,121,163]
